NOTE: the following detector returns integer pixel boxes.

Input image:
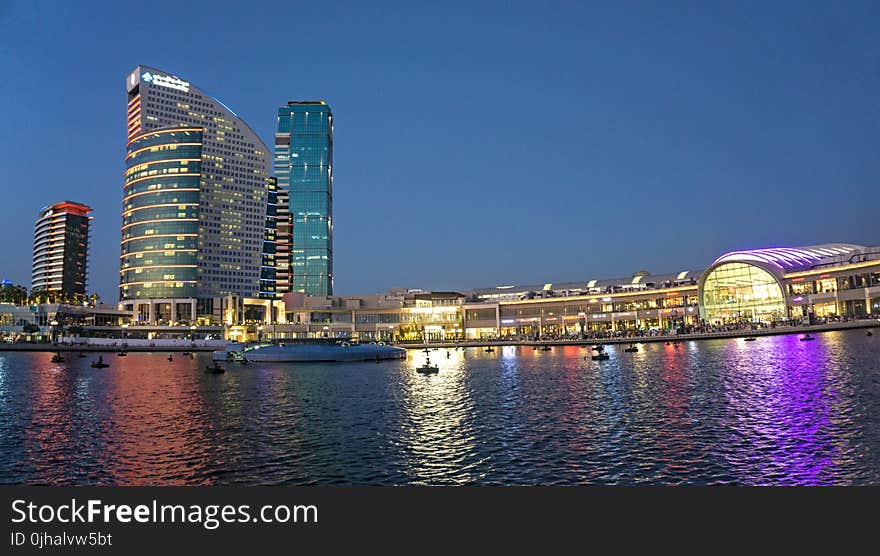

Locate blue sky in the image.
[1,0,878,300]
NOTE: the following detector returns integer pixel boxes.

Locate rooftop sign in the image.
[141,71,190,93]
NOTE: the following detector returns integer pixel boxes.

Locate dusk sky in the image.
[1,0,878,301]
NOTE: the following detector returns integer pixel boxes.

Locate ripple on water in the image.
[0,331,879,485]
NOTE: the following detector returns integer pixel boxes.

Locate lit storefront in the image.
[699,262,787,324]
[208,243,880,341]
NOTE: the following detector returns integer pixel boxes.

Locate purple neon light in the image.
[712,244,862,270]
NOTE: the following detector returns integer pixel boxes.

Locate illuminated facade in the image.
[229,242,880,341]
[700,263,786,323]
[698,244,874,324]
[121,65,271,323]
[275,101,333,296]
[258,177,279,299]
[121,128,201,301]
[31,201,92,297]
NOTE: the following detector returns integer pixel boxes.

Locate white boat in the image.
[213,341,406,362]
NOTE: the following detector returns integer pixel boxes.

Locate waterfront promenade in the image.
[2,318,874,352]
[400,318,880,349]
[0,339,225,352]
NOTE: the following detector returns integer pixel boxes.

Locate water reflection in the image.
[0,329,877,485]
[395,349,480,485]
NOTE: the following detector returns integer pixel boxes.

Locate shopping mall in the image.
[6,242,878,342]
[220,242,880,342]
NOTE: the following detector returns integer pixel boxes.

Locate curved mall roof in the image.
[711,244,864,271]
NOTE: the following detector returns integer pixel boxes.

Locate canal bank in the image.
[0,340,224,352]
[397,318,879,349]
[1,318,875,352]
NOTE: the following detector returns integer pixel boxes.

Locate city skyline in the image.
[2,1,879,302]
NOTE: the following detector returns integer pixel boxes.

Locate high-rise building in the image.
[274,186,292,295]
[259,177,278,299]
[275,101,333,296]
[122,65,271,323]
[31,201,92,297]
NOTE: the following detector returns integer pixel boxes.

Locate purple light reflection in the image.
[721,334,840,485]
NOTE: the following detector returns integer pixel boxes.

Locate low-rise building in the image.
[228,242,880,342]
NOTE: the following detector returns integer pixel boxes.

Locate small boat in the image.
[117,351,127,357]
[167,355,173,361]
[205,363,225,374]
[592,353,610,361]
[50,353,64,363]
[485,347,495,353]
[417,347,439,374]
[800,334,815,341]
[592,345,604,352]
[624,345,638,353]
[182,352,193,357]
[868,330,873,337]
[540,345,552,351]
[744,337,757,342]
[91,356,109,369]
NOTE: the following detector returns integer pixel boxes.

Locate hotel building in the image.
[31,201,92,298]
[121,65,271,324]
[274,101,333,296]
[226,243,880,342]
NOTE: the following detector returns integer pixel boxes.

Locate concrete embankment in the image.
[0,343,222,353]
[399,319,879,349]
[1,319,875,352]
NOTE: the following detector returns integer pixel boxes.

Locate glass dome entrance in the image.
[700,262,786,324]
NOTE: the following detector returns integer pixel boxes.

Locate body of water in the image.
[1,329,878,485]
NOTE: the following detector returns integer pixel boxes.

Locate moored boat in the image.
[213,341,406,363]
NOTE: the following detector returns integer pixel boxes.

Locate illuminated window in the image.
[700,263,786,324]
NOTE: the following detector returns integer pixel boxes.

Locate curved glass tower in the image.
[121,128,202,300]
[122,65,272,323]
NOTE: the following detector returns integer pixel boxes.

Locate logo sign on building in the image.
[141,71,190,93]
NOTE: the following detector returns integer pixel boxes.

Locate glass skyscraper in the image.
[275,101,333,296]
[122,65,271,323]
[121,128,202,300]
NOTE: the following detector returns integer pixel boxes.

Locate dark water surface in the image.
[1,329,879,485]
